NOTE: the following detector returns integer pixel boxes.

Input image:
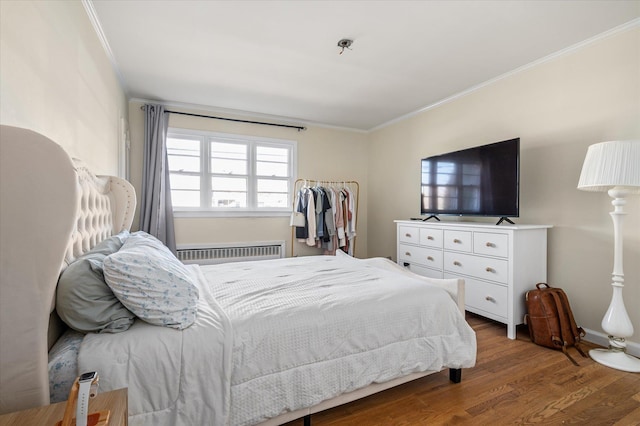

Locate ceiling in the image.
[89,1,639,131]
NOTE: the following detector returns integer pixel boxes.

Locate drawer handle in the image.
[485,242,495,248]
[453,239,462,244]
[405,252,411,256]
[427,256,434,261]
[427,236,434,240]
[453,261,462,266]
[485,296,496,303]
[485,267,495,273]
[405,233,412,238]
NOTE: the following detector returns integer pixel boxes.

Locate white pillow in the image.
[103,232,198,330]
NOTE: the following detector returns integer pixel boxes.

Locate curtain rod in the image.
[142,106,306,131]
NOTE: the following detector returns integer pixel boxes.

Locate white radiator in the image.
[176,241,285,265]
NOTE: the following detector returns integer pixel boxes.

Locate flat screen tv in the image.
[420,138,520,225]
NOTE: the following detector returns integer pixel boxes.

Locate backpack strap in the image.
[554,289,587,358]
[549,290,587,363]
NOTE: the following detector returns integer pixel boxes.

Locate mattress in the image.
[78,253,476,426]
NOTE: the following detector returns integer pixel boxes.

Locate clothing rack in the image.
[290,179,359,257]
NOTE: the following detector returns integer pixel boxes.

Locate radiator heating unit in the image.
[176,241,285,265]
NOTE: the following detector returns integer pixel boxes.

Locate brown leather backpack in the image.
[524,283,587,366]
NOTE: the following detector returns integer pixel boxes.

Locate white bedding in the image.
[78,253,476,426]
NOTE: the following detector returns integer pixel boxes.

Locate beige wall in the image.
[0,0,127,175]
[368,27,640,349]
[128,100,369,258]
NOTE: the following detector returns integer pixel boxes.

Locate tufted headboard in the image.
[0,125,136,414]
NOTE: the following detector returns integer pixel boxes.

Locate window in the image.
[167,129,296,217]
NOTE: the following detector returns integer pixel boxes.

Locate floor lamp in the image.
[577,140,640,373]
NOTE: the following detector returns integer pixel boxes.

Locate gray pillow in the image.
[56,231,135,333]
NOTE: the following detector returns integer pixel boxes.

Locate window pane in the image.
[257,146,288,162]
[171,190,200,207]
[210,142,247,174]
[211,176,247,207]
[258,192,289,208]
[170,173,200,190]
[257,179,288,208]
[211,142,246,159]
[212,192,247,208]
[211,158,246,175]
[169,155,200,172]
[257,179,288,193]
[167,137,200,172]
[212,177,246,191]
[256,161,288,177]
[256,146,289,177]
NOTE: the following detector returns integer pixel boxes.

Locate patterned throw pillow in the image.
[103,232,199,330]
[48,329,84,403]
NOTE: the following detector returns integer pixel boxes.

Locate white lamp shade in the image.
[577,140,640,193]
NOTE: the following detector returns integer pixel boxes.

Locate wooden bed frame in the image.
[0,125,466,423]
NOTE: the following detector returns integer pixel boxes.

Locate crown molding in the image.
[81,0,129,94]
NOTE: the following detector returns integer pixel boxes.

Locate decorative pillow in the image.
[56,231,135,333]
[103,232,199,330]
[48,329,84,403]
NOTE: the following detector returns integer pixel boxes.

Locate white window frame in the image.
[168,128,297,218]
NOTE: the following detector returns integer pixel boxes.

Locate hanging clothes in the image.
[344,186,357,256]
[290,180,358,257]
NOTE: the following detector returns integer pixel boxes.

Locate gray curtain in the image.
[139,104,176,253]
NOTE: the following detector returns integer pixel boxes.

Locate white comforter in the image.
[79,253,476,426]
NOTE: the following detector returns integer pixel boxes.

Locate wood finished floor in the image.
[283,313,640,426]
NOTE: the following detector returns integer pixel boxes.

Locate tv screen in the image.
[421,138,520,219]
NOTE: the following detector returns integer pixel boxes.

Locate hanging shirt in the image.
[305,189,317,246]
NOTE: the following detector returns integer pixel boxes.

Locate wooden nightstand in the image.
[0,388,127,426]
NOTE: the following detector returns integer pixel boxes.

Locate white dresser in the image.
[395,220,551,339]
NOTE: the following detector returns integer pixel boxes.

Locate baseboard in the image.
[583,327,640,358]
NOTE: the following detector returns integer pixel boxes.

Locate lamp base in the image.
[589,348,640,373]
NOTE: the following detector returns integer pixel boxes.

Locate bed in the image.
[0,125,476,425]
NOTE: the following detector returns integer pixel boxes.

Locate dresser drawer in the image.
[419,228,443,248]
[474,232,508,258]
[398,226,419,244]
[398,244,443,270]
[443,251,509,284]
[455,275,508,319]
[444,230,472,252]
